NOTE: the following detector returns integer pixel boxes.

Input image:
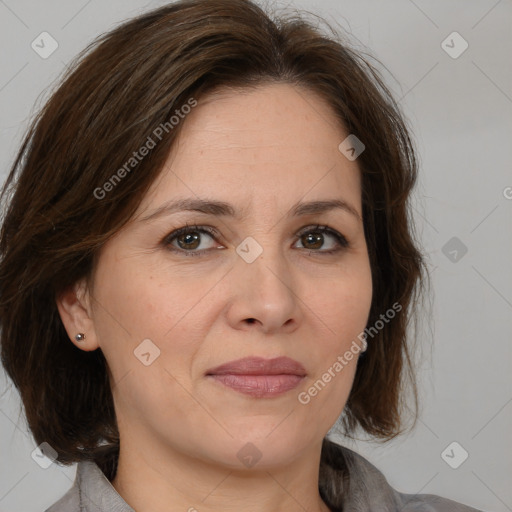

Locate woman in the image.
[0,0,485,511]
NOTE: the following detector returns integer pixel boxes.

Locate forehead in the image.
[138,83,362,217]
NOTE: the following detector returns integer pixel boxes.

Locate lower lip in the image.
[207,374,304,398]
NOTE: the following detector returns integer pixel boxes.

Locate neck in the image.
[110,436,333,512]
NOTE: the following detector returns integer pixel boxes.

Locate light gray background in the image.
[0,1,511,511]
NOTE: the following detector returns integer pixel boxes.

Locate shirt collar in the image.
[75,459,135,511]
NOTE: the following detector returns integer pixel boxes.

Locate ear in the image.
[56,278,100,352]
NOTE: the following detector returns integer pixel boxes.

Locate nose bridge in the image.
[236,232,289,289]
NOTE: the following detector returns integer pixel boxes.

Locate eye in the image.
[163,224,222,257]
[294,225,349,254]
[163,223,350,257]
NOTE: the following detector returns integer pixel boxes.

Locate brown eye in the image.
[175,231,202,250]
[300,232,324,250]
[294,225,349,254]
[163,223,349,258]
[164,225,220,257]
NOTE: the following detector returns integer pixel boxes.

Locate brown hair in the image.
[0,0,428,499]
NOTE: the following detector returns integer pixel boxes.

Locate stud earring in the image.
[75,333,86,342]
[360,338,368,353]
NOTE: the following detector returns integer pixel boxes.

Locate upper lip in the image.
[206,356,307,376]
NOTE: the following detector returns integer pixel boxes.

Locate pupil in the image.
[179,232,200,249]
[304,232,323,249]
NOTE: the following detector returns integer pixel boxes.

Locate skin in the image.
[57,82,373,512]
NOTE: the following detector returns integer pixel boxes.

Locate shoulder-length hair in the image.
[0,0,428,490]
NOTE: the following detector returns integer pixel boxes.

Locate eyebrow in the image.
[140,197,362,222]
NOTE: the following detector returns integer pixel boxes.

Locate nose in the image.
[224,243,301,335]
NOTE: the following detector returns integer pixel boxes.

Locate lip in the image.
[206,356,307,376]
[206,356,307,398]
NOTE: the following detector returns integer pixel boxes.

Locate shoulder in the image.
[43,480,79,512]
[45,460,135,512]
[44,459,133,512]
[397,490,485,512]
[322,440,486,512]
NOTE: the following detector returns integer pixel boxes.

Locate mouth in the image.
[205,356,306,398]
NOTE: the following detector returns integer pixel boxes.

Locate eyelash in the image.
[162,223,350,258]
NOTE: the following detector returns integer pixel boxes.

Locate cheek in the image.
[92,254,185,340]
[303,260,372,405]
[92,257,217,382]
[313,264,372,343]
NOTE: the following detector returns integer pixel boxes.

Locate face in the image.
[63,83,372,470]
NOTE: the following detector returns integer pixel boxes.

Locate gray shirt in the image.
[44,443,485,512]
